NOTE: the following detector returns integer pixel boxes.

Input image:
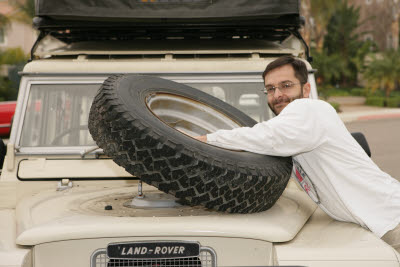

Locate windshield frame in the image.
[13,75,107,155]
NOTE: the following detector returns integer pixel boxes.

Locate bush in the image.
[326,88,350,97]
[387,97,400,107]
[329,101,341,112]
[390,91,400,97]
[365,96,385,107]
[326,87,368,97]
[350,88,366,96]
[0,63,24,101]
[0,47,27,65]
[0,77,17,101]
[366,89,385,97]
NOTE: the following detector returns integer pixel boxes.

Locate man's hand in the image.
[194,135,207,142]
[176,129,207,142]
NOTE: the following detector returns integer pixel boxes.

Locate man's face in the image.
[264,64,310,115]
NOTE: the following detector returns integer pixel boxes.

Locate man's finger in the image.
[194,135,207,142]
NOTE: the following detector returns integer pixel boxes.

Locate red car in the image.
[0,101,17,137]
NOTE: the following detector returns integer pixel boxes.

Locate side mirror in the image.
[351,132,371,158]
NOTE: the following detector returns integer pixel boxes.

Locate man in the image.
[195,56,400,252]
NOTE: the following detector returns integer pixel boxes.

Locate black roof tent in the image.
[36,0,300,21]
[32,0,310,61]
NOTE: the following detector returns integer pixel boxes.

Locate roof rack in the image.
[34,15,302,41]
[31,16,310,61]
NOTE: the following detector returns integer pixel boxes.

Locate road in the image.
[346,118,400,181]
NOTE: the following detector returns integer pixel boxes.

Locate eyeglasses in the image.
[261,81,304,95]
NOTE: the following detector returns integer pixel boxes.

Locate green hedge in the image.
[362,88,385,97]
[391,91,400,97]
[387,97,400,107]
[326,89,350,97]
[365,96,400,107]
[365,96,385,107]
[350,88,366,96]
[323,87,368,97]
[329,101,341,112]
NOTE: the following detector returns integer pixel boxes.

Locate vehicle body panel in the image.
[15,184,316,245]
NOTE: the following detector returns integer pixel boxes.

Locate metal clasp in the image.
[57,179,72,191]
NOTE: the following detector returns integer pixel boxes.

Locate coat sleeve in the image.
[206,100,328,156]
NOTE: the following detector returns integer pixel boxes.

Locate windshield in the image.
[19,79,270,147]
[20,84,98,147]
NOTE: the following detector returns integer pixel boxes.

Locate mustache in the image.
[271,95,291,105]
[268,91,303,115]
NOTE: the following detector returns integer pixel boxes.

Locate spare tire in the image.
[88,75,292,213]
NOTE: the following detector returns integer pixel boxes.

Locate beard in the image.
[268,90,303,115]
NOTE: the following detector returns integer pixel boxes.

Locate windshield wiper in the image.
[80,146,102,159]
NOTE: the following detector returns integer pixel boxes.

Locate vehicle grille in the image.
[91,247,216,267]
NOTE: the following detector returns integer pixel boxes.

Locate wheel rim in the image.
[146,93,242,136]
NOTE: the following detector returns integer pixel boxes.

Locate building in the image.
[351,0,399,50]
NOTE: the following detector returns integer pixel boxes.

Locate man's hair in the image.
[262,55,308,84]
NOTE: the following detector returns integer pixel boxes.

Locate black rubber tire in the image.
[351,132,371,157]
[89,75,292,213]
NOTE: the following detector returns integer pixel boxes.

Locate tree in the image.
[0,7,10,33]
[309,0,336,51]
[0,77,14,101]
[0,14,9,28]
[322,0,372,86]
[311,49,350,99]
[363,50,400,99]
[312,50,346,84]
[0,0,33,101]
[0,47,27,65]
[0,48,28,101]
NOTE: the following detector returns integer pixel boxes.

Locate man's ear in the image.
[303,82,311,98]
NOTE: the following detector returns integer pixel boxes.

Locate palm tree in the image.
[363,50,400,99]
[322,0,374,87]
